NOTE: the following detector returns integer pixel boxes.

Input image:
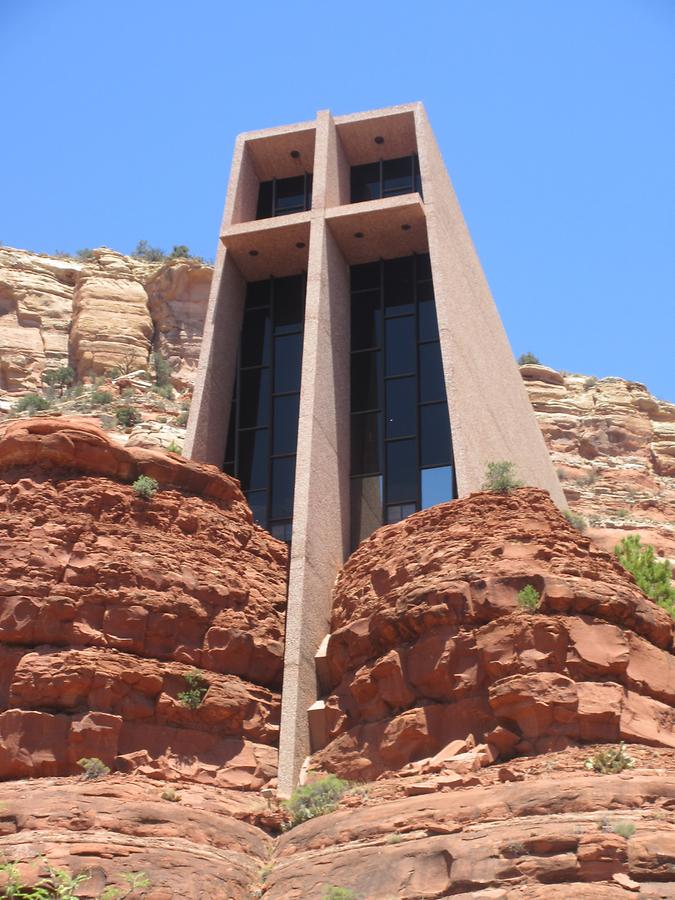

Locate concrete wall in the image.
[413,105,565,507]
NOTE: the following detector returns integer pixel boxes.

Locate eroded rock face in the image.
[522,365,675,566]
[0,418,287,789]
[311,488,674,781]
[0,245,211,391]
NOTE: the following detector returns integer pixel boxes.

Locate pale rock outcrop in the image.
[69,250,154,378]
[522,366,675,566]
[0,245,212,392]
[0,248,79,389]
[145,260,212,389]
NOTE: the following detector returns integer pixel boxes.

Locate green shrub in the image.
[285,775,350,829]
[615,508,629,519]
[517,584,540,611]
[386,832,404,844]
[481,461,523,494]
[177,669,209,709]
[615,534,675,618]
[132,239,166,262]
[166,440,181,454]
[91,389,113,406]
[76,248,95,259]
[584,376,598,390]
[14,393,50,413]
[153,350,172,388]
[517,352,540,365]
[584,743,635,775]
[115,405,140,428]
[564,509,588,533]
[612,821,636,839]
[42,364,75,394]
[323,889,357,900]
[153,383,174,400]
[0,862,91,899]
[132,475,158,500]
[176,410,189,427]
[161,787,181,802]
[77,756,110,780]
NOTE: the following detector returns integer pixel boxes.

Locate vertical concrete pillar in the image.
[183,249,245,464]
[277,113,351,795]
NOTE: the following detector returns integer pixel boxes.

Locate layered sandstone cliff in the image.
[0,246,210,391]
[522,365,675,567]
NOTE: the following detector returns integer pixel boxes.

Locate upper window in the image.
[350,155,422,203]
[256,174,313,219]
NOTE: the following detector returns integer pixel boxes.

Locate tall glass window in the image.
[224,275,305,542]
[256,174,313,219]
[350,155,423,203]
[350,253,456,549]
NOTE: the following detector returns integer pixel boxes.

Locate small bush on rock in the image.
[77,757,110,780]
[14,393,50,414]
[176,410,189,427]
[584,743,635,775]
[517,584,540,611]
[177,669,209,709]
[612,821,636,839]
[115,405,140,428]
[323,888,357,900]
[42,364,75,395]
[132,475,158,500]
[166,440,181,454]
[482,461,523,494]
[517,352,540,365]
[564,509,588,533]
[615,534,675,618]
[91,389,113,406]
[285,775,350,829]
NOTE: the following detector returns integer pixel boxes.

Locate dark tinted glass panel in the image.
[351,351,381,412]
[305,174,313,210]
[271,456,296,519]
[420,402,451,466]
[351,162,381,203]
[256,181,273,219]
[421,466,453,509]
[246,490,267,525]
[273,275,303,333]
[275,175,306,213]
[386,377,416,438]
[238,429,269,490]
[417,282,438,342]
[419,341,445,403]
[386,502,417,524]
[351,261,380,292]
[416,253,432,280]
[350,476,383,547]
[270,522,293,541]
[382,156,413,196]
[351,412,381,475]
[385,316,416,376]
[239,368,270,428]
[274,333,302,393]
[241,308,271,367]
[223,460,235,476]
[384,257,414,315]
[386,439,417,502]
[246,280,270,308]
[413,155,423,196]
[351,290,381,351]
[273,394,300,455]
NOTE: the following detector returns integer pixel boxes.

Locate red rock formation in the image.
[0,418,287,788]
[311,488,675,780]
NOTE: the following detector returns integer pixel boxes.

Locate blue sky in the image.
[2,0,673,400]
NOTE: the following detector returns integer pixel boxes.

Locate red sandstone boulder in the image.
[0,418,287,787]
[311,488,675,780]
